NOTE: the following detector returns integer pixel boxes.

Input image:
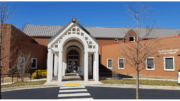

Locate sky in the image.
[4,2,180,30]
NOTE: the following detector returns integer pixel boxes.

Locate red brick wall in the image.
[102,36,180,77]
[0,24,47,76]
[10,26,47,73]
[1,24,11,75]
[33,37,51,47]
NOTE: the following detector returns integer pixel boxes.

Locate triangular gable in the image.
[48,18,99,47]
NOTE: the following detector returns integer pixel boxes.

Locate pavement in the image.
[1,73,180,92]
[2,85,180,99]
[2,82,180,92]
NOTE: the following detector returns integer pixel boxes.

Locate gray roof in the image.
[23,24,180,39]
[47,18,99,44]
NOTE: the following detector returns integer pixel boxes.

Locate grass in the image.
[1,80,46,88]
[100,79,180,86]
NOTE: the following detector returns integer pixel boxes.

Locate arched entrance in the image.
[46,18,99,83]
[67,49,79,73]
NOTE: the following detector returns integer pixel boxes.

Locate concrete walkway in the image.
[1,78,47,85]
[100,77,177,82]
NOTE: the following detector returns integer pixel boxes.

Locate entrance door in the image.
[67,49,79,73]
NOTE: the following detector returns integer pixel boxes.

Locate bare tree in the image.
[9,46,32,82]
[0,2,13,99]
[120,3,161,99]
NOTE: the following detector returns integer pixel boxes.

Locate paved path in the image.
[2,86,180,99]
[58,86,93,99]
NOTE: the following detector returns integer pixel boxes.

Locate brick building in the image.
[1,24,47,76]
[2,18,180,82]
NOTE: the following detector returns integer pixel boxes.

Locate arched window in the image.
[67,50,79,60]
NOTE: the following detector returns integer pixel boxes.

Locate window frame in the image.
[18,57,25,70]
[107,58,112,69]
[164,56,175,71]
[146,57,155,70]
[31,58,37,69]
[129,36,135,42]
[118,58,124,69]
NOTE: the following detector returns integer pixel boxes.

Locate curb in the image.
[86,84,180,90]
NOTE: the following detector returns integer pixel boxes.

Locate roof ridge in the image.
[25,24,64,27]
[25,24,180,30]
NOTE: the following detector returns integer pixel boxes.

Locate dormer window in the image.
[129,36,135,42]
[115,38,118,42]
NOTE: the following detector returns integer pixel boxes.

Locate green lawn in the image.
[100,79,180,86]
[1,80,46,88]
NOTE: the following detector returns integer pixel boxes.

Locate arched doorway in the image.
[67,49,79,73]
[46,18,99,83]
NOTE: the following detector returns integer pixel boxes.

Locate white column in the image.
[84,52,88,81]
[63,58,66,76]
[58,51,63,82]
[62,57,64,77]
[54,54,58,76]
[47,49,53,82]
[93,53,96,80]
[95,52,99,81]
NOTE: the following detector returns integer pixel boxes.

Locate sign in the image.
[158,49,179,54]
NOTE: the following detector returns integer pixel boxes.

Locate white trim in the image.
[129,36,135,42]
[118,58,124,69]
[107,58,112,69]
[164,56,175,71]
[146,57,155,70]
[31,58,37,69]
[48,23,74,48]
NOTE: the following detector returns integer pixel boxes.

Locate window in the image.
[164,57,175,71]
[107,59,112,69]
[129,36,135,42]
[146,57,155,70]
[118,58,124,69]
[18,57,25,69]
[31,58,37,69]
[115,38,118,42]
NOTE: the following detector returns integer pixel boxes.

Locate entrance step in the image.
[65,83,81,85]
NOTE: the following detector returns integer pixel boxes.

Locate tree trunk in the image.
[20,74,24,82]
[136,70,139,99]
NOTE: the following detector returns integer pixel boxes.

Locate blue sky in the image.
[5,2,180,30]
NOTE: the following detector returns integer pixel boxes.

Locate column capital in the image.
[48,48,52,52]
[84,51,88,54]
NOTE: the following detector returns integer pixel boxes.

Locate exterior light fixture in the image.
[72,18,76,22]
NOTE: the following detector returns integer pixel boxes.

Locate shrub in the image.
[10,73,29,78]
[31,70,47,79]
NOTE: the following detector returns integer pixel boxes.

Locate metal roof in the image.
[23,23,180,39]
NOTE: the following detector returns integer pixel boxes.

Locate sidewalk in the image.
[100,77,177,82]
[2,84,59,92]
[1,78,46,85]
[87,84,180,90]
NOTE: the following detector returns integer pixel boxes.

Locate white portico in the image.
[46,18,99,83]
